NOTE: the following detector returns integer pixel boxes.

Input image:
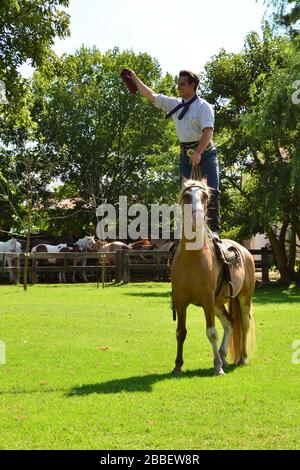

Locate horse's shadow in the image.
[66,365,238,397]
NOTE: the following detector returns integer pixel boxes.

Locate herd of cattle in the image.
[0,236,175,283]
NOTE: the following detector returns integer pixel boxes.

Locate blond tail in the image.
[228,297,255,364]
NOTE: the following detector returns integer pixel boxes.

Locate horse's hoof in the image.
[214,368,225,376]
[220,356,228,368]
[239,358,247,366]
[172,368,182,377]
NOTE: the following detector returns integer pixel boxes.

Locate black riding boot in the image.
[207,189,221,242]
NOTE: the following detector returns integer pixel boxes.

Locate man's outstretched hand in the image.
[120,69,138,95]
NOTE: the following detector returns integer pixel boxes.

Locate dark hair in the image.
[179,70,200,92]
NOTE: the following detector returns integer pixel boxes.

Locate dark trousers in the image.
[179,147,221,234]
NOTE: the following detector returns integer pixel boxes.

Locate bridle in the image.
[179,183,208,209]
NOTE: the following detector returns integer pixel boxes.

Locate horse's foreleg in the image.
[5,256,16,284]
[57,264,66,283]
[81,258,88,282]
[216,306,233,368]
[172,306,187,376]
[72,260,77,283]
[204,306,225,376]
[5,256,13,283]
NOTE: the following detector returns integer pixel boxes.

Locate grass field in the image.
[0,282,299,450]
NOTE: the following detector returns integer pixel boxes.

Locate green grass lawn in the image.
[0,282,299,450]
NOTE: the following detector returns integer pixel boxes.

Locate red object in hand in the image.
[120,69,138,95]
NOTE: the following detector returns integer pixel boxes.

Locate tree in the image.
[264,0,300,41]
[31,47,178,236]
[0,0,70,134]
[201,24,300,284]
[0,134,58,289]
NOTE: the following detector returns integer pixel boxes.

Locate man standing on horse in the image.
[123,69,221,240]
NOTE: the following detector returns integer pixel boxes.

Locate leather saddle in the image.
[213,239,241,299]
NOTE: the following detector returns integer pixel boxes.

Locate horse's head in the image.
[75,236,96,251]
[179,176,209,229]
[177,176,210,250]
[9,237,22,253]
[85,236,96,250]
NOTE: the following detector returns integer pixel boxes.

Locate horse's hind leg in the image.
[81,259,88,282]
[238,296,254,366]
[216,306,233,368]
[172,305,187,376]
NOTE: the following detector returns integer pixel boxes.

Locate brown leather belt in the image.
[180,141,214,156]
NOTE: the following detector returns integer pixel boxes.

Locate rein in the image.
[191,164,201,181]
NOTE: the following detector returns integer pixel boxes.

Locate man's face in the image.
[177,76,195,100]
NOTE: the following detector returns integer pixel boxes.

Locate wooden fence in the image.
[0,247,274,285]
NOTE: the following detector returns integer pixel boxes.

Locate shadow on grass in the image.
[123,291,171,298]
[253,283,300,304]
[0,367,239,397]
[120,284,300,303]
[111,282,300,304]
[66,365,238,397]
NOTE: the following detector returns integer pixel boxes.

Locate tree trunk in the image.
[23,230,30,291]
[288,227,296,273]
[267,227,294,284]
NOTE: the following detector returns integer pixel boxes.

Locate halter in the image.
[178,182,209,205]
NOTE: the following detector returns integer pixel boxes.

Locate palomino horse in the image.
[171,177,255,376]
[0,238,22,283]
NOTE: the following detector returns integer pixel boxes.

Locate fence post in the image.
[96,253,100,288]
[63,253,68,283]
[16,253,21,285]
[1,254,3,276]
[115,251,119,283]
[102,254,106,288]
[32,253,36,285]
[155,251,160,281]
[115,250,121,283]
[124,252,130,284]
[261,247,270,283]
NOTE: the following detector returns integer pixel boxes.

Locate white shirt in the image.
[154,94,214,143]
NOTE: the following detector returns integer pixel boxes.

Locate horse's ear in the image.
[181,176,188,186]
[200,176,207,185]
